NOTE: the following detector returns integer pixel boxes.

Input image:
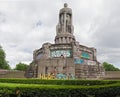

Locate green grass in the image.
[0,78,119,85]
[0,79,120,97]
[0,81,120,89]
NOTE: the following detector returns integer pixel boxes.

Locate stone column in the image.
[63,37,66,43]
[59,38,61,43]
[67,37,69,43]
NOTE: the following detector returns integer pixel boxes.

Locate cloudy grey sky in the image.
[0,0,120,68]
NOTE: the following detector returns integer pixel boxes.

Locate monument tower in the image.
[25,3,104,79]
[55,3,75,44]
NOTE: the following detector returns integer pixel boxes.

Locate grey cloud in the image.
[73,0,120,68]
[0,0,120,68]
[93,11,120,48]
[97,48,120,68]
[0,12,6,23]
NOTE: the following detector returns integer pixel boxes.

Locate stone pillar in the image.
[63,37,66,43]
[59,38,61,43]
[61,37,63,43]
[67,37,69,43]
[70,38,72,42]
[93,48,97,61]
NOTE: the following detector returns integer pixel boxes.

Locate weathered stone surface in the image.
[25,3,105,79]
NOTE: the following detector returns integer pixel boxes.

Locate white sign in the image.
[51,50,71,57]
[87,60,96,65]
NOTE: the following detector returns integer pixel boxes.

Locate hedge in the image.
[0,78,119,85]
[0,83,120,97]
[0,79,120,97]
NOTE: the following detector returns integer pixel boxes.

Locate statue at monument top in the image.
[59,3,72,15]
[64,3,68,7]
[55,3,75,44]
[57,3,73,34]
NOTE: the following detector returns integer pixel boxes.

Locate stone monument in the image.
[25,3,105,79]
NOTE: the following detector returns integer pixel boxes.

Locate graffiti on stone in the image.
[74,58,84,64]
[51,50,72,58]
[39,73,75,80]
[56,73,66,79]
[36,54,43,60]
[39,73,55,79]
[81,52,90,59]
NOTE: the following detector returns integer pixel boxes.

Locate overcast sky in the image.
[0,0,120,68]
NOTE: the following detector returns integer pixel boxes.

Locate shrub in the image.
[0,78,119,85]
[0,82,120,97]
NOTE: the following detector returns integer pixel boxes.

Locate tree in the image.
[14,62,28,71]
[103,62,120,71]
[0,46,10,69]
